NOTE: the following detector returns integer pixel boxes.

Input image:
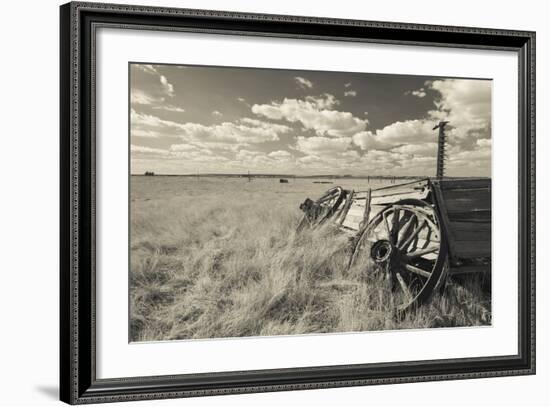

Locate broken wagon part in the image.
[298,177,491,312]
[297,186,347,231]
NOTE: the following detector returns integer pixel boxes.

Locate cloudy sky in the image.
[130,63,491,176]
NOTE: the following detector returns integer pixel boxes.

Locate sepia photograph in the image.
[129,63,492,342]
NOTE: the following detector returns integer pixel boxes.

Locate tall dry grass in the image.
[130,176,491,342]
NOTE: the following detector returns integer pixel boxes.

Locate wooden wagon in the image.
[298,177,491,311]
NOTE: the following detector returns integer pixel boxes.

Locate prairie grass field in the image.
[130,175,491,342]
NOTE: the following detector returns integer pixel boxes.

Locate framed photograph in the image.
[60,1,535,404]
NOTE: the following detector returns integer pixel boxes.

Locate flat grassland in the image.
[130,176,491,342]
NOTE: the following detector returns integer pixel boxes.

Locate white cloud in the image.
[131,109,291,145]
[359,150,409,171]
[305,94,340,109]
[295,136,352,156]
[298,155,322,164]
[169,144,209,153]
[168,143,218,161]
[268,150,293,160]
[133,64,175,98]
[152,104,185,113]
[411,89,426,98]
[372,120,437,145]
[344,82,352,88]
[294,76,313,89]
[476,138,491,148]
[131,89,163,105]
[212,110,223,117]
[252,94,367,138]
[344,90,357,97]
[132,129,164,138]
[188,141,244,152]
[352,131,388,151]
[131,109,178,130]
[237,97,246,103]
[132,142,230,165]
[230,149,295,170]
[236,149,262,161]
[159,75,174,97]
[178,120,291,144]
[130,144,169,155]
[428,79,491,146]
[352,120,436,151]
[135,64,158,75]
[391,142,438,157]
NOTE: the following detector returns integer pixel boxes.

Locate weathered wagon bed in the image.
[298,177,491,311]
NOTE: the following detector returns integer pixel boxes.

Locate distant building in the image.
[144,171,155,176]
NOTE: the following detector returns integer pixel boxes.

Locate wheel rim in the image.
[349,199,448,311]
[310,187,346,227]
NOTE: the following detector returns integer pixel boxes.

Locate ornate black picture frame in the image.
[60,2,535,404]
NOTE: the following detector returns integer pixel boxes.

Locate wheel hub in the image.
[371,240,394,263]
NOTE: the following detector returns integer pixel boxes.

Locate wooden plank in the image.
[441,187,491,213]
[449,265,491,275]
[433,181,492,261]
[448,221,491,242]
[347,206,365,217]
[353,191,370,200]
[437,178,491,190]
[444,195,491,213]
[370,190,429,206]
[371,178,429,193]
[451,240,491,258]
[447,210,491,222]
[431,182,455,256]
[367,205,386,223]
[344,214,364,223]
[448,221,491,232]
[337,190,355,225]
[443,188,491,200]
[371,186,429,199]
[452,228,491,242]
[362,188,372,227]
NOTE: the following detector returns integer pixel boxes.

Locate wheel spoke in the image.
[397,214,416,247]
[390,209,401,244]
[402,262,432,278]
[399,220,426,251]
[395,272,412,301]
[382,211,391,238]
[406,246,438,259]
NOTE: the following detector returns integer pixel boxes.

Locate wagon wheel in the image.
[349,199,448,311]
[297,187,346,230]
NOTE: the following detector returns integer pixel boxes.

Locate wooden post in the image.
[361,188,372,229]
